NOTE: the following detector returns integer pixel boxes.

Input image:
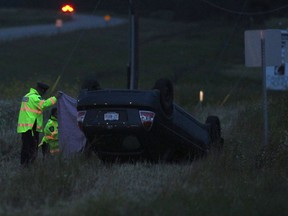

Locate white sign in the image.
[266,30,288,90]
[266,64,288,90]
[245,30,282,67]
[244,30,262,67]
[245,29,288,90]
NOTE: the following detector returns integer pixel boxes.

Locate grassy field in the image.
[1,8,288,216]
[0,8,71,28]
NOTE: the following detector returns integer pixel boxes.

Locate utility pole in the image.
[127,0,139,89]
[260,31,269,146]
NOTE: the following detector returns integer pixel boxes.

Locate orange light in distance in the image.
[104,14,111,22]
[61,4,74,13]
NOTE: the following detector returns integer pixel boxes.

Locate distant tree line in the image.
[0,0,287,21]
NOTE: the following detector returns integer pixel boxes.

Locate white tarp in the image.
[57,92,86,157]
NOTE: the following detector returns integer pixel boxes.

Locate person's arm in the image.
[39,96,57,111]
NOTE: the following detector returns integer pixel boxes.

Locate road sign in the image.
[245,29,288,146]
[266,64,288,90]
[245,30,282,67]
[245,29,288,91]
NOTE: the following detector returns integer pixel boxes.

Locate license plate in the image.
[104,112,119,121]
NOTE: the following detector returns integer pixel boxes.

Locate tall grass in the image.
[1,10,288,215]
[0,8,51,28]
[1,96,288,215]
[0,8,71,28]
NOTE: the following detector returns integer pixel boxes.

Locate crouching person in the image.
[39,107,59,157]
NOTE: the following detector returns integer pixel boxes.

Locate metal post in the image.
[128,0,139,90]
[261,31,269,146]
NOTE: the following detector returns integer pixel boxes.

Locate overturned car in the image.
[76,78,223,162]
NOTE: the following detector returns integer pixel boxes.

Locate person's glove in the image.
[56,91,63,99]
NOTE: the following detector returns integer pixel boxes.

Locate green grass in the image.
[0,8,71,28]
[1,9,288,216]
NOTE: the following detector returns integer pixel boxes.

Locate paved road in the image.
[0,14,126,42]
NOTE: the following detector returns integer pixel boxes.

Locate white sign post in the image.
[245,29,288,146]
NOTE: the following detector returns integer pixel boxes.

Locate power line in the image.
[50,0,104,94]
[207,0,248,106]
[199,0,288,15]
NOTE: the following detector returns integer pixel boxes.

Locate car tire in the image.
[205,115,223,151]
[153,78,174,116]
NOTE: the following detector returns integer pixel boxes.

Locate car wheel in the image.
[153,78,174,116]
[205,115,223,151]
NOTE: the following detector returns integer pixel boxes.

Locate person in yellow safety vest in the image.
[17,82,60,165]
[39,107,59,157]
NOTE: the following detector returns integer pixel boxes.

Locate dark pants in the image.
[41,142,50,158]
[20,130,39,165]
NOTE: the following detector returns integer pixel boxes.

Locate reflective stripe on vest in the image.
[50,149,60,154]
[21,103,42,114]
[17,88,57,133]
[43,121,58,140]
[49,97,56,105]
[17,123,41,130]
